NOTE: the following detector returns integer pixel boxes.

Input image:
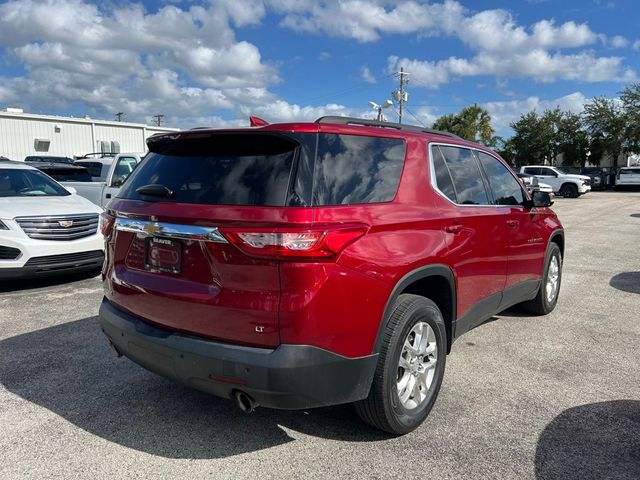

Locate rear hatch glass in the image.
[119,134,297,206]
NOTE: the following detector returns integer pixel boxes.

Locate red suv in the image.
[99,117,564,434]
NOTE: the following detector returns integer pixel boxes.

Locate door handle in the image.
[444,224,463,234]
[506,219,519,228]
[105,193,112,199]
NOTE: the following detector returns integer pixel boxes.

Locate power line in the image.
[404,107,427,127]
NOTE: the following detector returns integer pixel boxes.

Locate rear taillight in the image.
[99,212,116,238]
[220,225,368,260]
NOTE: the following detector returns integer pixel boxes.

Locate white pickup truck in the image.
[62,153,145,207]
[520,165,591,198]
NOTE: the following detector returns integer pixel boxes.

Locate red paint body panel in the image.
[102,122,564,358]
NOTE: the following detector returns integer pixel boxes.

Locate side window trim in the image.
[428,142,499,208]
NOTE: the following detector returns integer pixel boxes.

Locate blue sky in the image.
[0,0,638,136]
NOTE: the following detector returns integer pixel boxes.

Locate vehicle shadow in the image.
[609,272,640,294]
[631,213,640,218]
[535,400,640,480]
[0,269,101,293]
[0,317,389,459]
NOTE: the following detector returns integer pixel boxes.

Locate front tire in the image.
[355,294,446,435]
[523,243,562,315]
[560,183,579,198]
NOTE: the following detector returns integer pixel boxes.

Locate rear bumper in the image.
[99,299,378,410]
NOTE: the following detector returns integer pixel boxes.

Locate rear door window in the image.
[119,133,297,206]
[313,134,406,205]
[438,146,490,205]
[476,151,524,206]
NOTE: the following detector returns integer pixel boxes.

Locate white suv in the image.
[520,166,591,198]
[0,160,104,279]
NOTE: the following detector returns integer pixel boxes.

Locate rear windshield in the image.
[40,168,92,182]
[119,131,407,207]
[75,162,105,178]
[119,133,296,206]
[620,168,640,174]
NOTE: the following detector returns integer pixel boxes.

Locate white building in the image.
[0,108,178,161]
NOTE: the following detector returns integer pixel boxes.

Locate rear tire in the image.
[354,294,446,435]
[523,243,562,315]
[559,183,579,198]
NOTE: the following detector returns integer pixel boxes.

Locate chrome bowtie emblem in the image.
[58,220,74,228]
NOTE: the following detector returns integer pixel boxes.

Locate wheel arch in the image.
[373,264,457,355]
[549,229,565,258]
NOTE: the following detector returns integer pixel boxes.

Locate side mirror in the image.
[532,190,553,208]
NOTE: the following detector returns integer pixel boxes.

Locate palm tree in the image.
[432,104,494,144]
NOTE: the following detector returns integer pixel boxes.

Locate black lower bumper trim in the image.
[99,299,378,410]
[0,251,104,279]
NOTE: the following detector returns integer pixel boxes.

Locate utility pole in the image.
[153,114,164,127]
[393,67,410,124]
[115,112,124,122]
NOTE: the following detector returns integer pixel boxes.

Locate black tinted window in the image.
[476,151,524,206]
[75,162,104,178]
[120,133,296,206]
[313,134,405,205]
[431,146,457,202]
[439,146,489,205]
[40,168,92,182]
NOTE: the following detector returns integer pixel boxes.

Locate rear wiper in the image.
[136,184,175,199]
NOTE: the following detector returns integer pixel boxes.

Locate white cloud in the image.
[361,66,377,84]
[609,35,629,48]
[633,40,640,51]
[273,1,635,86]
[483,92,589,133]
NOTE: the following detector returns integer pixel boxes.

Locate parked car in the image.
[99,116,564,435]
[615,167,640,189]
[580,167,616,190]
[520,165,591,197]
[25,155,75,165]
[63,153,144,207]
[30,161,92,182]
[0,160,104,279]
[516,173,553,195]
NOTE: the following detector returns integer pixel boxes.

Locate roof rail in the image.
[315,116,460,139]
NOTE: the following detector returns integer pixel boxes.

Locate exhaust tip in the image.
[234,391,257,414]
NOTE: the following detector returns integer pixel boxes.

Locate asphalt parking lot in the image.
[1,191,639,480]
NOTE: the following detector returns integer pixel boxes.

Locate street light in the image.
[369,100,393,122]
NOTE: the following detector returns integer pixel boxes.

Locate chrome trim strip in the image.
[114,217,228,243]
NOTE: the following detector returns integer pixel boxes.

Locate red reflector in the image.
[99,212,116,237]
[220,225,367,260]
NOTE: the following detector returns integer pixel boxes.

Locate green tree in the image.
[582,97,627,167]
[432,104,495,144]
[620,82,640,152]
[554,111,590,166]
[508,110,554,165]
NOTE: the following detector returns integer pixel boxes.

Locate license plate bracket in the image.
[145,237,182,274]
